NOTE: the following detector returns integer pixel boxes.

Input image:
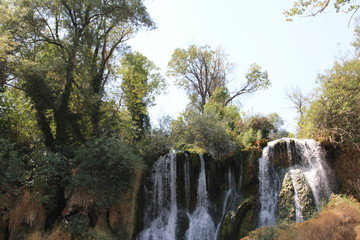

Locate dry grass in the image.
[8,191,46,234]
[244,195,360,240]
[295,200,360,240]
[46,227,72,240]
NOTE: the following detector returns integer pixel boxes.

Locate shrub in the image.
[238,128,262,148]
[25,149,70,210]
[138,128,172,165]
[69,135,143,208]
[61,214,90,239]
[171,108,235,159]
[299,58,360,150]
[0,137,24,192]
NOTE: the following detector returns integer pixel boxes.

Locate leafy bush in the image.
[138,128,172,165]
[26,149,70,210]
[0,137,24,192]
[61,214,90,239]
[299,58,360,150]
[238,128,262,148]
[69,135,143,208]
[171,107,235,159]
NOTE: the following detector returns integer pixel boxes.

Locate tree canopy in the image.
[119,51,165,140]
[298,29,360,150]
[0,0,154,147]
[167,45,270,111]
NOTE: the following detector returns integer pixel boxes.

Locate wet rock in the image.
[277,173,296,223]
[269,139,303,168]
[290,169,316,221]
[220,196,259,240]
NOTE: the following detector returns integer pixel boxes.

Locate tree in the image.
[284,0,360,21]
[242,113,285,139]
[285,87,311,117]
[300,58,360,150]
[119,51,165,140]
[170,106,235,159]
[0,0,154,147]
[167,45,270,111]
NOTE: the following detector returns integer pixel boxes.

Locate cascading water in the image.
[137,153,241,240]
[137,153,178,240]
[289,169,304,222]
[258,142,281,227]
[186,155,215,240]
[258,138,332,227]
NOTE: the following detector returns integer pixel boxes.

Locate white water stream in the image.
[138,154,238,240]
[137,153,178,240]
[258,138,332,227]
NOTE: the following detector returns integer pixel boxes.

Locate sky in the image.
[128,0,356,133]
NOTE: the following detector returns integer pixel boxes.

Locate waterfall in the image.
[137,153,178,240]
[137,153,241,240]
[258,138,332,227]
[184,154,191,208]
[214,170,237,238]
[186,154,215,240]
[289,169,304,222]
[299,139,332,209]
[258,142,281,227]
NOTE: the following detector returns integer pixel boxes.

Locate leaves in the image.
[299,57,360,150]
[119,51,165,140]
[284,0,360,21]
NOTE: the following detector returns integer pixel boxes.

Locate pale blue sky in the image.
[128,0,355,132]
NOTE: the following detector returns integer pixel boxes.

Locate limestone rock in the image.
[277,173,296,223]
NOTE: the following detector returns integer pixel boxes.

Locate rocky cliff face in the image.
[0,138,357,240]
[136,150,262,240]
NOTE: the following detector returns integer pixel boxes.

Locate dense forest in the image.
[0,0,359,239]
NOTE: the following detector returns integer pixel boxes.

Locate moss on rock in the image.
[277,173,296,223]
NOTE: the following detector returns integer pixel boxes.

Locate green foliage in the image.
[245,63,271,91]
[25,149,70,210]
[119,51,165,140]
[171,107,235,159]
[61,214,91,239]
[0,88,41,143]
[238,113,287,144]
[167,45,233,109]
[137,116,172,165]
[238,128,262,148]
[0,137,24,192]
[299,57,360,150]
[0,0,155,146]
[87,228,117,240]
[99,101,136,143]
[69,135,143,208]
[167,45,270,110]
[61,214,118,240]
[284,0,359,21]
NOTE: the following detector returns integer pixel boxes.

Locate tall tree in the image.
[167,45,270,111]
[0,0,154,147]
[300,58,360,149]
[119,51,165,141]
